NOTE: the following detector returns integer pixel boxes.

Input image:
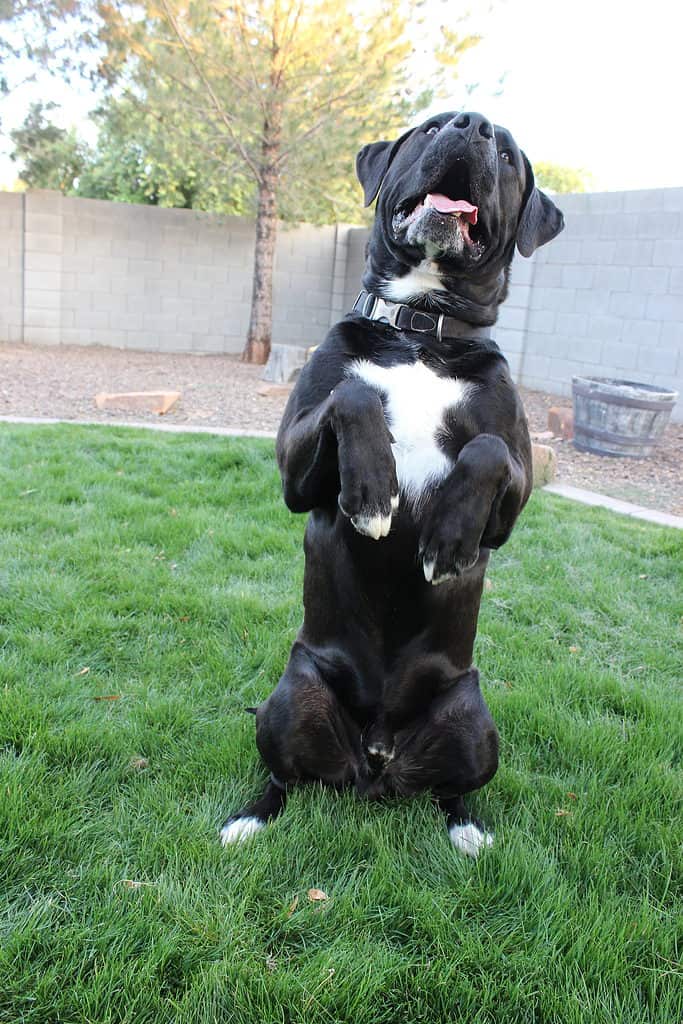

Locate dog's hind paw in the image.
[448,820,494,858]
[220,815,266,845]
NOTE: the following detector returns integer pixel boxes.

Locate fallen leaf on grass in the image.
[566,792,578,801]
[93,694,121,702]
[19,488,38,497]
[129,756,149,771]
[117,879,154,890]
[307,888,328,902]
[265,957,277,972]
[286,895,299,917]
[555,808,572,817]
[75,666,90,677]
[568,646,580,653]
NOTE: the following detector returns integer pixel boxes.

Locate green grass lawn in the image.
[0,423,681,1024]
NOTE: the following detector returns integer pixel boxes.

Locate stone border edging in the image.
[544,482,683,530]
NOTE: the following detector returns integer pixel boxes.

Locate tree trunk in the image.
[242,167,278,364]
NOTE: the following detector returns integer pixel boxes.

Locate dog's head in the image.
[356,111,564,322]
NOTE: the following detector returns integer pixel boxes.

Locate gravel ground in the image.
[1,342,681,516]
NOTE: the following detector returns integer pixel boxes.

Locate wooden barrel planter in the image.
[572,376,678,458]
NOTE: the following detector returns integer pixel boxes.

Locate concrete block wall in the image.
[2,186,682,419]
[517,188,683,419]
[0,193,24,343]
[2,190,342,355]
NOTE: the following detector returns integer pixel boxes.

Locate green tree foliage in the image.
[92,0,481,361]
[533,161,590,194]
[10,0,482,361]
[9,101,87,190]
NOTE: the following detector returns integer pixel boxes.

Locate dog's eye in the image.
[499,150,512,163]
[425,125,440,135]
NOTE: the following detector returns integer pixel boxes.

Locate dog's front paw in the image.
[419,521,481,584]
[338,452,399,541]
[340,491,399,540]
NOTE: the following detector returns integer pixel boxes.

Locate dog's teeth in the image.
[423,558,435,582]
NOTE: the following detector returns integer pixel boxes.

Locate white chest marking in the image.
[348,358,470,503]
[383,260,445,302]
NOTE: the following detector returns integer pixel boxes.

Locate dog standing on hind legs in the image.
[221,110,564,857]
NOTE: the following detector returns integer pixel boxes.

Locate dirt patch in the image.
[1,342,681,516]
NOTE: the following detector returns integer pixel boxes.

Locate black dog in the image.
[221,111,563,856]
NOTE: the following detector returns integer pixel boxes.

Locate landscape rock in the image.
[532,443,557,487]
[261,343,308,383]
[548,405,574,440]
[94,391,180,414]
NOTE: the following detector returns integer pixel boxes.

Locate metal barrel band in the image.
[572,385,675,413]
[574,425,663,446]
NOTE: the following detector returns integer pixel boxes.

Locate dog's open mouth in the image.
[392,160,484,255]
[400,193,478,246]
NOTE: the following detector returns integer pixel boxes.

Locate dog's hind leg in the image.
[379,669,498,857]
[220,644,363,845]
[437,794,494,859]
[220,775,287,845]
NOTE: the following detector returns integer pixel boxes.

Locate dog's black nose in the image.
[451,112,494,141]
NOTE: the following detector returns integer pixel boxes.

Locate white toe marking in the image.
[391,493,400,512]
[220,816,265,845]
[352,511,392,540]
[449,821,494,858]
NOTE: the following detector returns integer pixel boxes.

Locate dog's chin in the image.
[397,208,485,264]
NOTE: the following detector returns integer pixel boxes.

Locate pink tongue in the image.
[426,193,478,224]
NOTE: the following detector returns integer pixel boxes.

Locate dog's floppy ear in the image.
[516,154,565,257]
[356,128,413,207]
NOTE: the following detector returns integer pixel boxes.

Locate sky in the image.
[0,0,680,193]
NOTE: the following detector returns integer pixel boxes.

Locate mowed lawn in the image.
[0,424,681,1024]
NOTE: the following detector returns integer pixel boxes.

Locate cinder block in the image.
[533,264,563,287]
[593,266,631,291]
[622,319,661,346]
[497,307,527,331]
[636,346,678,375]
[608,292,647,319]
[660,321,683,346]
[632,267,669,294]
[24,288,61,310]
[527,309,556,333]
[635,211,679,239]
[24,307,59,329]
[24,232,62,254]
[565,264,593,288]
[601,341,639,370]
[24,326,61,345]
[653,240,683,266]
[531,287,576,313]
[587,316,623,343]
[645,293,683,322]
[555,312,588,337]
